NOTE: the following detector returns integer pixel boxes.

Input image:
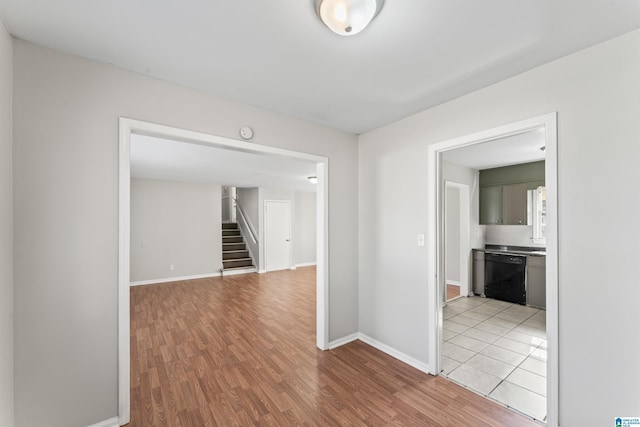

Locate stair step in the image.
[222,223,239,230]
[223,258,254,269]
[223,243,246,251]
[223,250,250,260]
[223,236,243,243]
[222,229,241,236]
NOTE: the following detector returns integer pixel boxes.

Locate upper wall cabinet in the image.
[479,161,545,225]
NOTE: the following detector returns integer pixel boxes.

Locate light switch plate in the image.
[417,234,425,247]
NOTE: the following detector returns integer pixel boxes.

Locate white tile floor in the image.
[442,296,547,423]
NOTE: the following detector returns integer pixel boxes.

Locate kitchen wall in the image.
[12,40,359,427]
[359,29,640,425]
[130,178,222,283]
[0,19,13,427]
[294,191,317,266]
[484,224,543,247]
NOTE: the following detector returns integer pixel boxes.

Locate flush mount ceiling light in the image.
[314,0,385,36]
[308,176,318,184]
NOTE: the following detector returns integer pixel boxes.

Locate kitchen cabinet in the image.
[502,183,527,225]
[526,255,546,309]
[472,250,485,296]
[479,186,503,224]
[479,161,544,225]
[480,183,527,225]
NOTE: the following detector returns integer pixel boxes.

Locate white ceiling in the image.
[131,134,318,192]
[442,128,546,170]
[1,1,639,134]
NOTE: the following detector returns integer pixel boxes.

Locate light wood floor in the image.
[446,284,461,301]
[129,267,538,426]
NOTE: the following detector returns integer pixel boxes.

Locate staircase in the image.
[222,223,255,271]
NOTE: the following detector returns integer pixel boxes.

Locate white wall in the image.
[221,186,231,223]
[130,178,222,282]
[359,30,640,425]
[0,19,13,427]
[236,187,260,268]
[484,224,541,247]
[12,40,359,427]
[294,191,316,266]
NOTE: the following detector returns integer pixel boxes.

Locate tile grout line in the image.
[443,296,547,422]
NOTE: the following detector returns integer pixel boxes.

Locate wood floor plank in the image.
[128,267,540,426]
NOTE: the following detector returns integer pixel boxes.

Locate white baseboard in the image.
[130,271,221,286]
[87,417,119,427]
[329,333,359,349]
[258,269,267,274]
[358,333,431,374]
[295,262,317,268]
[446,280,461,286]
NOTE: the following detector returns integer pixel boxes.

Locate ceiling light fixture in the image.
[314,0,384,36]
[308,176,318,184]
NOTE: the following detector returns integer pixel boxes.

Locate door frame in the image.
[118,118,330,425]
[264,199,292,272]
[444,181,470,300]
[426,112,559,426]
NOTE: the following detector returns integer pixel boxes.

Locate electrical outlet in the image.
[169,264,174,271]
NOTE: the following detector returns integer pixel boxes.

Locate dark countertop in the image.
[475,245,546,257]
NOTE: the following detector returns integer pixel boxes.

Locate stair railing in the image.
[234,197,258,244]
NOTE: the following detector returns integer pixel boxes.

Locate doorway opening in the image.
[117,118,330,425]
[444,181,470,303]
[427,113,558,426]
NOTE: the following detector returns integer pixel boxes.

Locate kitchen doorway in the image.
[426,113,559,426]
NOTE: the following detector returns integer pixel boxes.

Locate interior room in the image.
[440,130,549,422]
[1,1,640,427]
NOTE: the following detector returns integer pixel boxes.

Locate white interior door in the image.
[265,200,291,271]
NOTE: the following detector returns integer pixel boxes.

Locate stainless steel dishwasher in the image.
[484,252,527,305]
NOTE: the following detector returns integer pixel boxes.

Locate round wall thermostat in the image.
[239,126,254,140]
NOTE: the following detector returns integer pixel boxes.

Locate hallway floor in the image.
[129,268,539,426]
[442,296,547,423]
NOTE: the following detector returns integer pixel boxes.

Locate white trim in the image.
[130,272,222,286]
[295,261,317,268]
[445,280,461,287]
[316,160,330,350]
[87,417,119,427]
[543,115,559,427]
[329,333,359,349]
[117,119,131,426]
[118,118,331,425]
[358,334,431,374]
[427,113,559,426]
